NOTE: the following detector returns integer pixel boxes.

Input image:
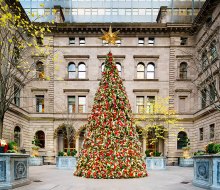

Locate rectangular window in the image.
[68,96,76,113]
[69,37,75,45]
[102,40,108,46]
[136,96,144,113]
[179,97,186,113]
[180,37,188,45]
[36,36,43,45]
[148,37,155,46]
[146,96,155,113]
[116,40,121,46]
[209,82,216,104]
[201,89,207,108]
[138,37,144,46]
[210,124,215,139]
[79,37,85,46]
[78,96,86,113]
[14,85,20,107]
[199,127,203,141]
[36,95,44,113]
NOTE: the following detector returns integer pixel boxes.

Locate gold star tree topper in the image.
[100,26,121,45]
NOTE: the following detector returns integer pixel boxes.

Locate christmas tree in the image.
[74,52,147,178]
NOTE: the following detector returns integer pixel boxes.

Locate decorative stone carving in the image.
[0,161,6,182]
[179,158,194,167]
[14,161,27,180]
[193,155,220,189]
[29,157,43,166]
[196,161,209,181]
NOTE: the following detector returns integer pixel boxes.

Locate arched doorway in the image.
[56,124,76,152]
[145,126,165,155]
[14,126,21,147]
[35,130,45,148]
[79,128,86,150]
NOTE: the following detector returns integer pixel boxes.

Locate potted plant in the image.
[7,141,18,153]
[29,136,43,166]
[179,136,193,167]
[145,149,166,170]
[56,149,77,170]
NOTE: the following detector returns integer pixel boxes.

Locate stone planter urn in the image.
[0,153,30,190]
[31,146,40,157]
[29,157,43,166]
[193,155,220,189]
[56,156,77,170]
[179,157,194,167]
[145,157,166,170]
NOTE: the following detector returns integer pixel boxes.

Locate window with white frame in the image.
[148,37,155,46]
[138,37,144,46]
[68,96,76,113]
[179,62,187,79]
[101,62,105,72]
[146,96,155,113]
[68,62,76,79]
[146,63,155,79]
[78,62,86,79]
[36,62,44,79]
[116,62,122,76]
[137,63,145,79]
[136,96,144,113]
[78,96,86,113]
[36,95,44,113]
[79,37,85,46]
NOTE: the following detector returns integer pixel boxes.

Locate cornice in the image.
[133,89,159,92]
[44,22,193,35]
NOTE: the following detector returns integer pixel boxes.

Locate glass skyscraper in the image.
[20,0,206,23]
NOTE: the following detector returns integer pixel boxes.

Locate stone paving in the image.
[15,166,203,190]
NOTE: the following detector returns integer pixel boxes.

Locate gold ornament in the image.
[100,26,121,45]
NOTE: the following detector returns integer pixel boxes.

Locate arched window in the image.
[146,63,155,79]
[210,41,217,62]
[68,62,76,79]
[201,52,208,69]
[116,62,122,76]
[35,130,45,148]
[14,126,21,147]
[177,131,188,149]
[36,62,44,79]
[101,62,105,72]
[137,63,145,79]
[179,62,187,79]
[78,62,86,79]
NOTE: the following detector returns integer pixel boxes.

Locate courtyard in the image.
[15,166,202,190]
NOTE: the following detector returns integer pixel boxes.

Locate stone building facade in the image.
[2,0,220,165]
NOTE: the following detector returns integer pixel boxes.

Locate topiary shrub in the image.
[71,149,77,157]
[145,150,151,157]
[213,144,220,154]
[206,142,216,154]
[58,151,64,156]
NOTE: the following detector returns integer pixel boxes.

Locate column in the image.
[75,135,79,157]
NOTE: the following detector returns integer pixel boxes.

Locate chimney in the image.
[156,6,167,23]
[54,5,65,23]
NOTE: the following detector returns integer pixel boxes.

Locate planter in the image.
[179,158,194,167]
[145,157,166,170]
[193,155,220,189]
[56,156,77,170]
[0,153,30,190]
[0,147,4,153]
[29,157,43,166]
[182,148,191,159]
